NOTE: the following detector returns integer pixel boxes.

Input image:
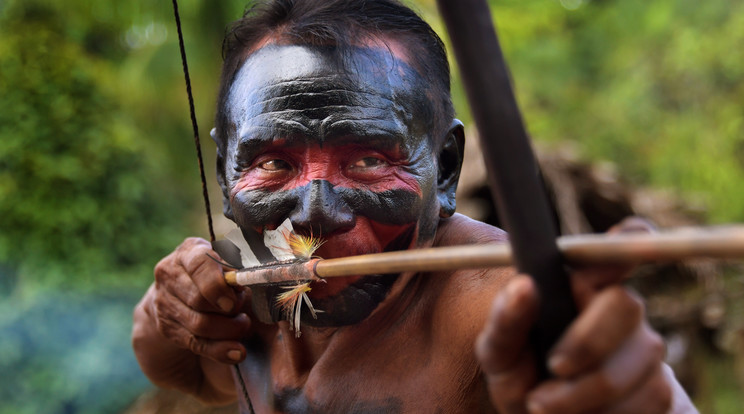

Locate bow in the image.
[436,0,577,374]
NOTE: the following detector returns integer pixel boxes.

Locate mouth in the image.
[307,276,361,299]
[302,222,417,299]
[257,223,417,327]
[303,238,374,299]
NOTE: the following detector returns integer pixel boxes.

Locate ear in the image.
[436,119,465,218]
[212,127,235,221]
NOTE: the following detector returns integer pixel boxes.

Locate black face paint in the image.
[220,43,446,325]
[232,181,424,232]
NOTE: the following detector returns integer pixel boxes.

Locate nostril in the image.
[289,180,356,236]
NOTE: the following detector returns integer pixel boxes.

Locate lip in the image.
[302,222,417,298]
[307,276,361,299]
[305,236,377,299]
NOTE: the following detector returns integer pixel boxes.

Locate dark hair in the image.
[213,0,454,156]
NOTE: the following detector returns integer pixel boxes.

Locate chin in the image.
[250,273,399,327]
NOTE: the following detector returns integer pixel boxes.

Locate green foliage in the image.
[1,0,743,413]
[0,0,195,292]
[0,291,149,414]
[0,1,247,412]
[478,0,744,223]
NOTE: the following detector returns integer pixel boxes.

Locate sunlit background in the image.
[1,0,743,412]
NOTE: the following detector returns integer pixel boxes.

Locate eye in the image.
[348,156,387,170]
[259,159,292,171]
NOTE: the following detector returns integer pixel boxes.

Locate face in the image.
[218,42,456,326]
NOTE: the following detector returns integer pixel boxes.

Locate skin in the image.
[132,38,697,413]
[220,44,447,327]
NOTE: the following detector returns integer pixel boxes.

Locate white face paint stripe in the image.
[264,218,297,261]
[224,218,299,268]
[225,227,260,267]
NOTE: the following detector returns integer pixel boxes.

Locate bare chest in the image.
[234,327,491,414]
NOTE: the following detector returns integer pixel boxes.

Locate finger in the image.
[155,238,238,314]
[608,216,657,235]
[604,364,672,414]
[156,260,221,315]
[483,350,537,414]
[155,288,253,340]
[476,276,539,413]
[569,217,657,300]
[570,264,634,305]
[156,314,249,365]
[548,286,643,377]
[178,238,241,313]
[477,276,539,372]
[528,324,665,413]
[152,289,251,364]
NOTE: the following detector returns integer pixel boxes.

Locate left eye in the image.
[349,156,386,169]
[259,159,292,171]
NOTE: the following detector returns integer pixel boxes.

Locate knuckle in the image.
[183,288,208,310]
[152,293,166,313]
[187,334,207,356]
[184,253,220,286]
[592,372,619,400]
[153,258,173,283]
[188,312,212,336]
[569,341,601,369]
[156,318,178,341]
[647,330,667,361]
[182,237,210,251]
[616,216,657,234]
[184,236,209,245]
[485,370,533,403]
[178,240,213,272]
[180,254,201,275]
[608,287,643,320]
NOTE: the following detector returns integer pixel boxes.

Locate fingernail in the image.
[217,297,234,312]
[527,399,545,414]
[227,349,243,361]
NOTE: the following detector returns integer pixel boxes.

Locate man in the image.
[132,0,697,412]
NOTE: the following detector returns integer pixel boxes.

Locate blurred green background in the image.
[1,0,742,412]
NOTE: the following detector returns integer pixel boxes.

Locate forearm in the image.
[131,284,237,405]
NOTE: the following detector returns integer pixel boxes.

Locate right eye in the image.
[258,159,292,171]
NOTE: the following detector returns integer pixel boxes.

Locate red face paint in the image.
[220,44,445,326]
[232,143,423,197]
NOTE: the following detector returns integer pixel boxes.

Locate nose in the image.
[289,180,355,236]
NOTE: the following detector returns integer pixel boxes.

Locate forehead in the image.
[224,43,433,148]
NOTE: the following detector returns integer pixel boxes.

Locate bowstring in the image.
[171,0,215,243]
[170,1,253,412]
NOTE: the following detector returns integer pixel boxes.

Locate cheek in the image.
[339,168,423,197]
[337,187,424,225]
[230,188,299,230]
[314,217,416,259]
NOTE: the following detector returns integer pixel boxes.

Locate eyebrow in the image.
[236,118,409,162]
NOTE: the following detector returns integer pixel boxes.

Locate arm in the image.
[131,237,252,405]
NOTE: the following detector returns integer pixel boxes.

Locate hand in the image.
[475,218,689,414]
[146,237,252,364]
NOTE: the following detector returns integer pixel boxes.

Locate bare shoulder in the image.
[433,213,513,287]
[434,213,509,247]
[429,213,515,336]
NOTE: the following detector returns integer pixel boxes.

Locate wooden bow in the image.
[436,0,577,374]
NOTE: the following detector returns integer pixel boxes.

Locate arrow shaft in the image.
[225,227,744,285]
